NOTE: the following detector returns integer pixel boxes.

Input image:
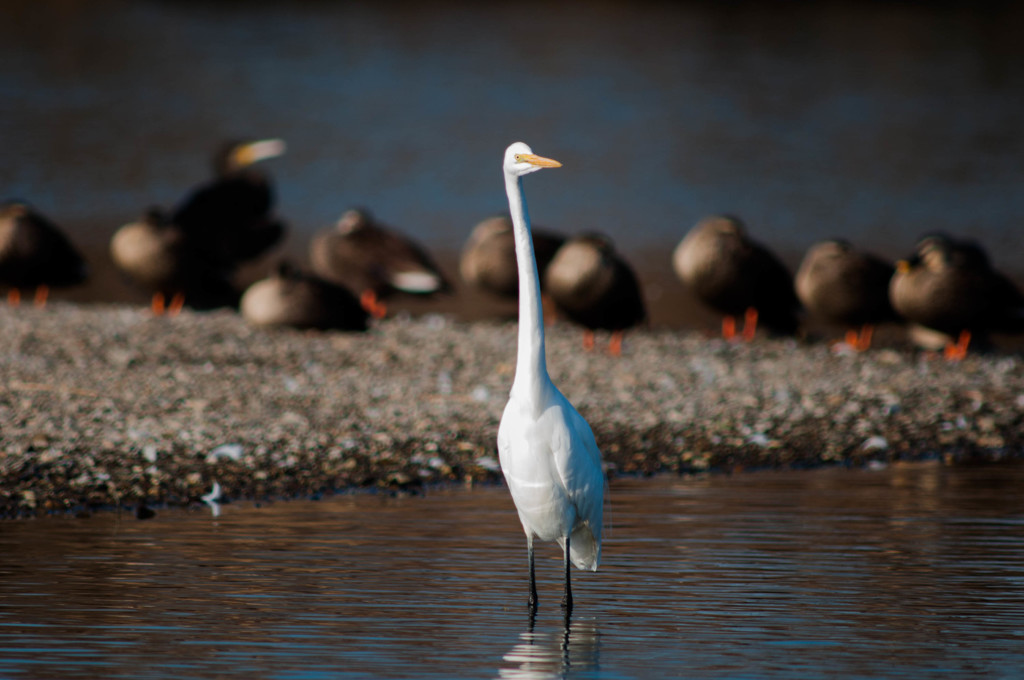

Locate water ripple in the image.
[1,464,1023,678]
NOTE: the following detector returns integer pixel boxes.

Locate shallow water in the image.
[1,463,1022,678]
[1,1,1023,272]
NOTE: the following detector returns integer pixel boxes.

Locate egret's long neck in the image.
[505,171,549,400]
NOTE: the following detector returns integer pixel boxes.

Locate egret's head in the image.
[503,142,562,177]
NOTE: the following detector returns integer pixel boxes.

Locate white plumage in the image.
[496,142,604,614]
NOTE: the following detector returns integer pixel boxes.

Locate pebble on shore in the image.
[1,303,1022,518]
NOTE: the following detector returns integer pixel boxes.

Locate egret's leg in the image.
[561,535,573,612]
[527,536,538,612]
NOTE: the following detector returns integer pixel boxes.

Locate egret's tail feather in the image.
[568,523,601,571]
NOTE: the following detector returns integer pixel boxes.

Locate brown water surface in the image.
[1,463,1022,678]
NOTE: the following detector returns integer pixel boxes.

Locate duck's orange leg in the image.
[167,292,186,316]
[722,315,737,340]
[6,289,21,306]
[943,330,971,361]
[360,290,387,319]
[855,323,874,351]
[608,330,624,357]
[151,292,166,315]
[741,307,758,342]
[32,285,50,308]
[582,329,596,352]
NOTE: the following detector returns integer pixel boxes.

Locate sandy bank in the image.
[1,304,1022,518]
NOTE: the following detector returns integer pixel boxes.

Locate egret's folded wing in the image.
[550,396,604,570]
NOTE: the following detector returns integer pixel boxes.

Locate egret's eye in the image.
[514,154,522,162]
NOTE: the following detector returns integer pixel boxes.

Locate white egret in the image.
[460,214,566,300]
[497,142,604,614]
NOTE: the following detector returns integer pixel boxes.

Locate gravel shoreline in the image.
[2,303,1022,518]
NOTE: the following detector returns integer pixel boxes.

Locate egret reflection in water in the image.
[500,618,601,680]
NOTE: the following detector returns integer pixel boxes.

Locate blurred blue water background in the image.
[1,1,1022,309]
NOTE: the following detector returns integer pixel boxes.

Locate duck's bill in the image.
[237,138,287,165]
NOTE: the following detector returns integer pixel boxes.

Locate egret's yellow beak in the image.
[520,153,562,168]
[896,260,910,274]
